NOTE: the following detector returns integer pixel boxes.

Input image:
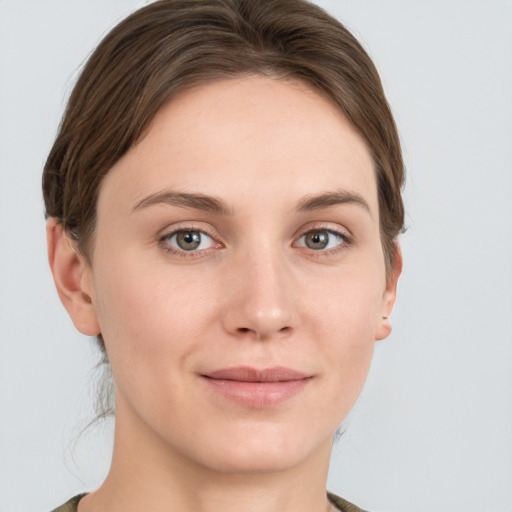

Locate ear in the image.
[375,242,402,341]
[46,218,101,336]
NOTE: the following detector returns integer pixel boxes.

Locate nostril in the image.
[236,326,291,335]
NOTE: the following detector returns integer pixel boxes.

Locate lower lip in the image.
[202,377,311,408]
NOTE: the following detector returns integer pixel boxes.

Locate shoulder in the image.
[49,493,87,512]
[328,491,369,512]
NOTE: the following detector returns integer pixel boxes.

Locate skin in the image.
[48,76,401,512]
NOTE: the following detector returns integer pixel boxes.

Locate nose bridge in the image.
[221,241,297,339]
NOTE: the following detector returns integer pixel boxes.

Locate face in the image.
[76,76,398,475]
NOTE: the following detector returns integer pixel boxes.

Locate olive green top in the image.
[50,493,86,512]
[50,492,366,512]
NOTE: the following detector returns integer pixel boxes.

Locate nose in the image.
[220,248,298,340]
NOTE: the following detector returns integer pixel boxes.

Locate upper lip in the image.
[203,366,310,382]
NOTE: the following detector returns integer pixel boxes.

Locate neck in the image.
[79,401,335,512]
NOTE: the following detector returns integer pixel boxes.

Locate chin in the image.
[185,423,333,475]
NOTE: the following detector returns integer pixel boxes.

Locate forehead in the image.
[99,76,377,214]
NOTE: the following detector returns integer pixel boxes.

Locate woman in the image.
[43,0,404,510]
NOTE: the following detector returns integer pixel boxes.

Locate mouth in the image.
[200,366,313,408]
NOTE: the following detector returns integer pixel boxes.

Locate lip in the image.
[200,366,312,408]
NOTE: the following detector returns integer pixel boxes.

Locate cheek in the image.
[307,261,384,341]
[90,255,218,381]
[303,260,384,403]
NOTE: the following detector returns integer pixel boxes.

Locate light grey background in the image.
[1,1,511,511]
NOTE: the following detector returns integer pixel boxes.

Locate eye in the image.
[295,229,346,251]
[162,229,216,252]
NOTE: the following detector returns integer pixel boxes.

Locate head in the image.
[43,0,404,474]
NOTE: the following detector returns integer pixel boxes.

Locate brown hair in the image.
[43,0,405,418]
[43,0,404,265]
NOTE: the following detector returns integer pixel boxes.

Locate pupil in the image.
[306,231,328,250]
[177,230,201,250]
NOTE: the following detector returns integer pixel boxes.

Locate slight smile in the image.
[200,366,313,408]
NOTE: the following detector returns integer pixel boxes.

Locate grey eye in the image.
[177,230,201,250]
[165,230,214,252]
[297,230,344,251]
[305,231,329,249]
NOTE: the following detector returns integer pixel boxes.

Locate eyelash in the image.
[158,225,352,259]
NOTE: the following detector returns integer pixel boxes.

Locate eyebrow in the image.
[296,189,372,216]
[133,187,371,217]
[133,190,232,215]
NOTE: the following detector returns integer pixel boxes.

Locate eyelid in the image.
[294,222,352,241]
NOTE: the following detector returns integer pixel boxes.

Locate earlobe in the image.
[46,218,101,336]
[375,242,402,341]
